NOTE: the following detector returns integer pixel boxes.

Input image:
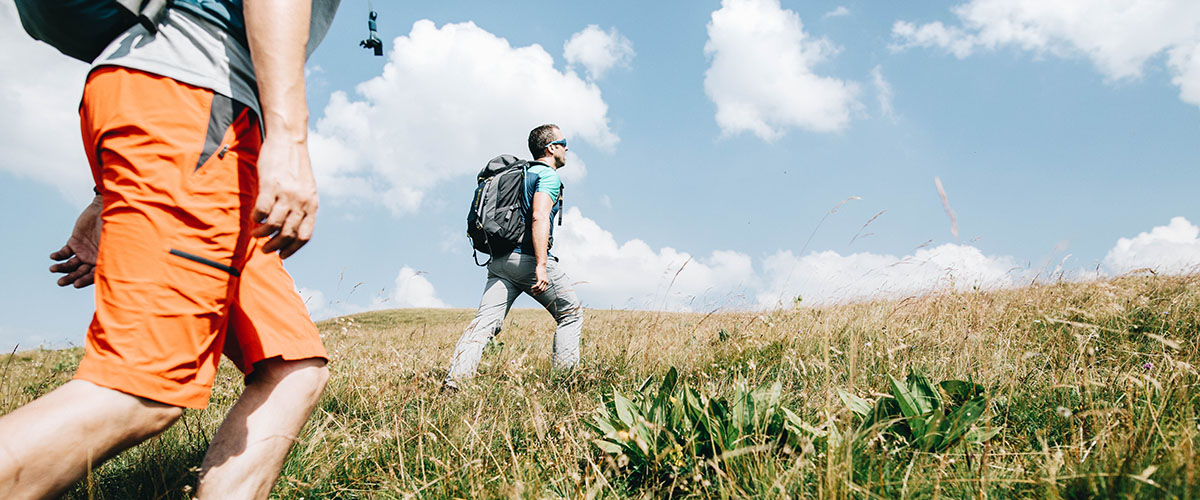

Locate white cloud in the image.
[299,286,367,320]
[554,208,757,311]
[891,0,1200,107]
[373,267,450,308]
[703,0,861,139]
[756,244,1024,308]
[0,1,93,204]
[554,207,1027,311]
[1104,217,1200,275]
[871,65,895,119]
[563,25,635,80]
[310,20,618,216]
[823,6,851,19]
[557,152,588,185]
[299,266,448,320]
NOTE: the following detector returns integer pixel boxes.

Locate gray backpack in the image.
[467,155,529,266]
[15,0,170,63]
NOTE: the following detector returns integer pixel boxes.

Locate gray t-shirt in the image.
[91,0,341,121]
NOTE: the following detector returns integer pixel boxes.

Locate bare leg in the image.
[0,380,183,499]
[195,357,328,499]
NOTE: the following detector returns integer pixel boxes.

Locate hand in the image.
[50,194,103,288]
[531,265,549,295]
[251,136,318,259]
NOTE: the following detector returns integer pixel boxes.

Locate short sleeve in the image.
[532,166,562,202]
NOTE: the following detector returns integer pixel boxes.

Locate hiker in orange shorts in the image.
[0,0,341,498]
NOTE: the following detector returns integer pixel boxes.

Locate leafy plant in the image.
[839,369,1000,453]
[587,367,819,486]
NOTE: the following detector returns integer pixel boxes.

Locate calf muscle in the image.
[0,380,183,499]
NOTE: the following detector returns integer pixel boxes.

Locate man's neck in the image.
[533,157,557,169]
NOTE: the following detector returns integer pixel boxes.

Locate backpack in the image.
[467,155,529,266]
[15,0,171,63]
[466,155,565,266]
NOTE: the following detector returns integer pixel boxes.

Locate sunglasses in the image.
[544,139,567,150]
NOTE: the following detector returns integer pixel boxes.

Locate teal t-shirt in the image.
[514,162,562,255]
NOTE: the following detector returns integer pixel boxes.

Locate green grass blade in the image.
[838,389,873,418]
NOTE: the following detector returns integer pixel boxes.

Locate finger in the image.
[74,269,96,288]
[279,212,316,259]
[262,209,303,254]
[50,256,82,274]
[56,265,86,286]
[252,189,278,225]
[60,264,92,286]
[49,245,74,261]
[253,201,291,240]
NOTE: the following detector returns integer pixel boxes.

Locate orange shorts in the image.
[73,67,328,409]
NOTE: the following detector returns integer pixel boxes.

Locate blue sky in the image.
[1,0,1199,351]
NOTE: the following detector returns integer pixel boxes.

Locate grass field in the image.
[2,273,1198,498]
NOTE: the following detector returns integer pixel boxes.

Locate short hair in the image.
[528,124,560,158]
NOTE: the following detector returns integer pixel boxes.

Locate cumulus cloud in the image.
[554,208,757,311]
[756,245,1024,308]
[703,0,861,139]
[373,267,450,308]
[823,6,851,19]
[557,152,588,185]
[564,25,635,80]
[300,266,448,320]
[871,65,895,119]
[891,0,1200,107]
[0,1,93,204]
[310,20,618,215]
[1104,217,1200,275]
[553,208,1027,311]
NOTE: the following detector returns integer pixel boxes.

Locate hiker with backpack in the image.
[0,0,340,497]
[445,124,584,391]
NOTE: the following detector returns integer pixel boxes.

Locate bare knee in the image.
[134,402,184,437]
[248,358,329,401]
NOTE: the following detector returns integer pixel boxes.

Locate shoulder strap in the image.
[556,183,564,226]
[115,0,171,33]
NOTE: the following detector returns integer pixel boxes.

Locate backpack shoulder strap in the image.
[115,0,170,33]
[556,183,564,226]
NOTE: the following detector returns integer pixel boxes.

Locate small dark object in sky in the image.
[360,10,382,56]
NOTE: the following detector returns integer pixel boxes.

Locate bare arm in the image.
[530,192,553,295]
[244,0,316,259]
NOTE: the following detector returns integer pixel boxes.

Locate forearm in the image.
[531,218,550,266]
[244,0,311,141]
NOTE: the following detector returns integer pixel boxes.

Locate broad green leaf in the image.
[964,426,1001,444]
[865,395,901,430]
[590,414,618,435]
[889,375,922,419]
[943,396,988,446]
[661,367,679,394]
[906,369,941,413]
[838,389,874,417]
[591,438,625,454]
[939,380,985,403]
[613,391,636,427]
[917,411,947,451]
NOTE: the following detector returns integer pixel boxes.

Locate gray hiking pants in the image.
[444,252,583,388]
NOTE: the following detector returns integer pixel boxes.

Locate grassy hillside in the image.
[2,274,1198,498]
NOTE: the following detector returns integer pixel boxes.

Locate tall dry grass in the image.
[0,273,1197,498]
